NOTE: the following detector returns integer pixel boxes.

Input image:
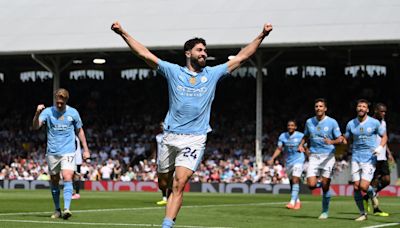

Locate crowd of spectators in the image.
[0,70,399,183]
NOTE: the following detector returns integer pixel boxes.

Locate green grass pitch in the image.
[0,190,399,228]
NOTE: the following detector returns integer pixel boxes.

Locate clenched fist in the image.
[111,21,124,35]
[36,104,45,113]
[262,23,273,37]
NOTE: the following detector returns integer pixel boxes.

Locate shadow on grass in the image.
[282,214,355,221]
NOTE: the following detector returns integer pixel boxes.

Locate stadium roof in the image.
[1,0,400,55]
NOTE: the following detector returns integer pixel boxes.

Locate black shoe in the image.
[62,209,72,220]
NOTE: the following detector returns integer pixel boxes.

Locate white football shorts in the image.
[157,132,206,173]
[286,163,304,178]
[351,161,376,182]
[46,154,76,175]
[306,153,335,178]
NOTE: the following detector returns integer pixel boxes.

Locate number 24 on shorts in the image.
[182,147,197,159]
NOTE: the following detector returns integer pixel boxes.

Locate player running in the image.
[156,122,169,206]
[344,99,386,221]
[112,21,272,228]
[363,103,392,216]
[268,120,305,210]
[298,98,344,220]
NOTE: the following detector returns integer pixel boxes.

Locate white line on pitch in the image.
[362,223,400,228]
[0,219,235,228]
[0,201,288,216]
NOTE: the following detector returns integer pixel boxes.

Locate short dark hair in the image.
[357,99,370,107]
[374,102,386,111]
[314,98,327,107]
[287,119,297,126]
[184,38,206,52]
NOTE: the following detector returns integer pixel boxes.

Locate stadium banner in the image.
[0,180,50,190]
[312,184,400,197]
[83,181,188,192]
[189,183,311,194]
[1,180,399,196]
[0,180,306,194]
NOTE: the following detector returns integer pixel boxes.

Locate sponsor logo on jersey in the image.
[177,85,208,97]
[53,124,68,131]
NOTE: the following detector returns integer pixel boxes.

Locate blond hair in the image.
[54,88,69,101]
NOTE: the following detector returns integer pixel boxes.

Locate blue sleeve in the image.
[38,108,49,123]
[344,122,351,138]
[73,110,83,129]
[303,121,310,137]
[157,59,179,80]
[298,132,306,147]
[209,63,229,80]
[277,134,284,147]
[332,119,342,139]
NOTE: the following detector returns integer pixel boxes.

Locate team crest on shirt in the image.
[189,77,196,85]
[323,127,329,131]
[201,76,208,83]
[67,116,73,122]
[367,127,372,133]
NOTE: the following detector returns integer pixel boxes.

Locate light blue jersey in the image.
[157,60,229,135]
[39,105,82,155]
[345,116,385,163]
[278,131,305,166]
[304,116,342,154]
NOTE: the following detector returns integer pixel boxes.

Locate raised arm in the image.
[32,104,45,130]
[227,23,273,73]
[111,21,159,69]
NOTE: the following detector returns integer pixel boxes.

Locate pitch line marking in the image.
[0,201,288,216]
[362,223,400,228]
[0,219,235,228]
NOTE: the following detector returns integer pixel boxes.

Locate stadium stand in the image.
[1,71,399,184]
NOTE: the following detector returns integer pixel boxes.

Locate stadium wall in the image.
[1,181,400,196]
